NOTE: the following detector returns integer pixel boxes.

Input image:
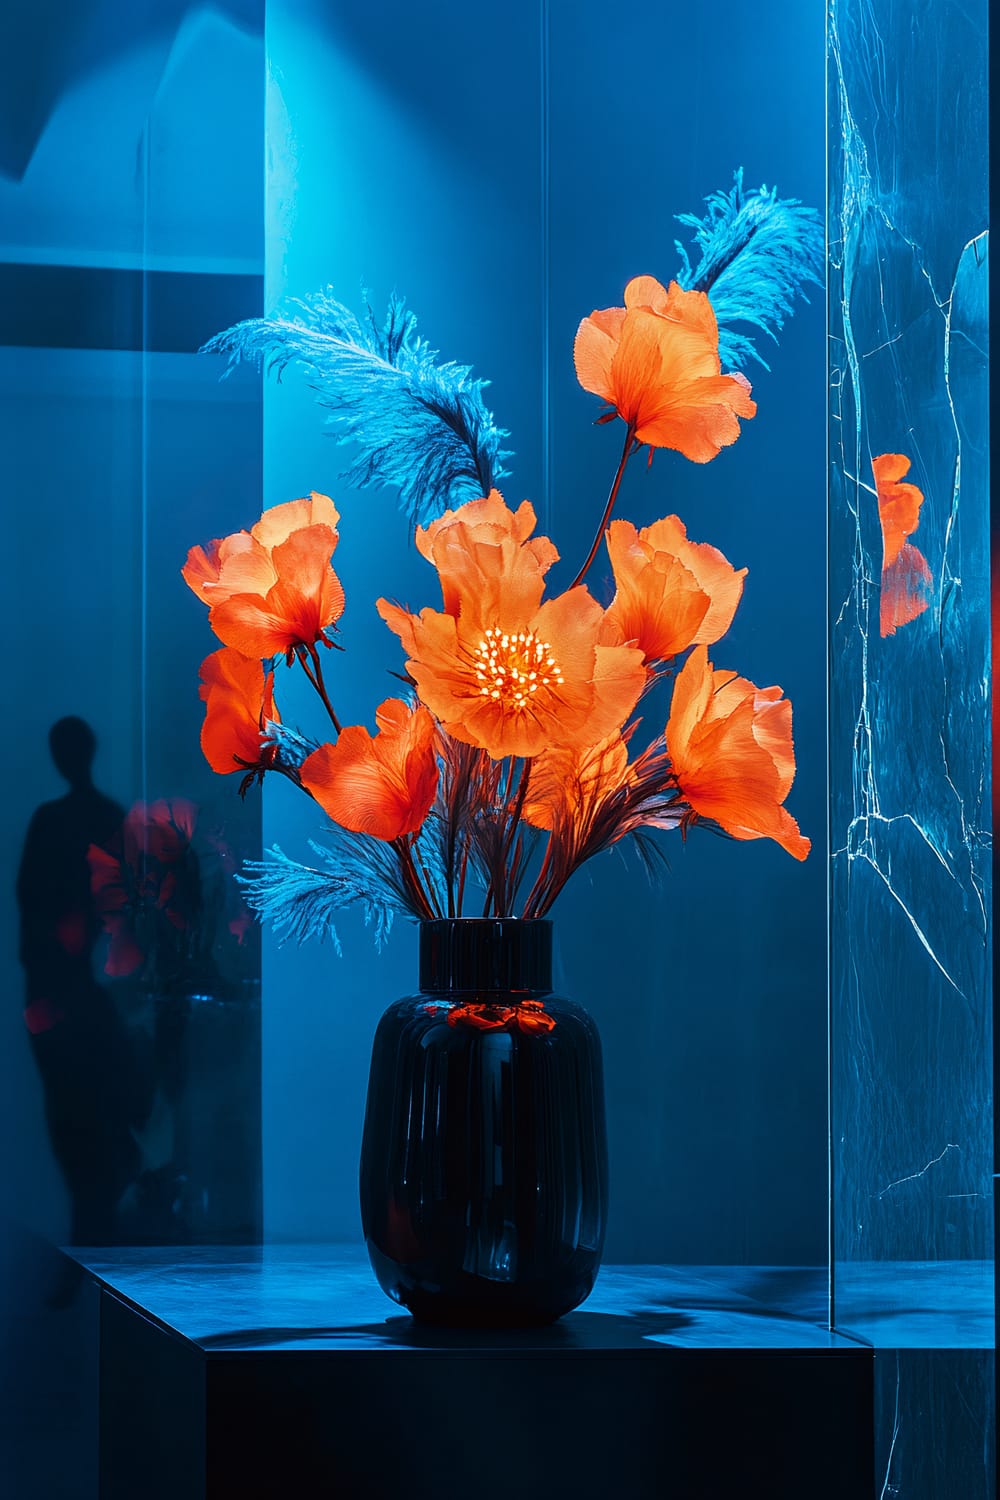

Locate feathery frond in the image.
[262,719,322,771]
[674,168,823,371]
[237,839,410,952]
[203,288,512,528]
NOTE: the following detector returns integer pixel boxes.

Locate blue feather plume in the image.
[674,168,824,371]
[203,288,512,529]
[237,840,403,953]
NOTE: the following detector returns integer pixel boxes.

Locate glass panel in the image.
[827,0,994,1493]
[1,12,264,1495]
[138,2,265,1247]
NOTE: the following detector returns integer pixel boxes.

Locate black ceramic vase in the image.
[359,918,608,1326]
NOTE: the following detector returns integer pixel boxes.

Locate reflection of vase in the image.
[360,919,608,1326]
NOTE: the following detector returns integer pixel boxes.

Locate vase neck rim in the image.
[419,919,553,995]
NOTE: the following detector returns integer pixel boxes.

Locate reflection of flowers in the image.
[87,800,252,991]
[427,999,556,1035]
[872,452,931,638]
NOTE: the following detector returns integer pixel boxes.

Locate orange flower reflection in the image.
[602,516,747,663]
[872,453,931,637]
[300,698,439,841]
[199,648,280,790]
[446,1000,556,1034]
[182,492,345,657]
[377,493,646,761]
[666,646,809,860]
[574,277,756,461]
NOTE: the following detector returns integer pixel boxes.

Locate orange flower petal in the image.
[188,497,345,655]
[209,527,344,656]
[575,278,755,461]
[213,534,279,599]
[300,698,438,841]
[380,495,645,760]
[666,646,809,860]
[199,648,276,774]
[605,516,746,662]
[522,733,631,831]
[573,307,625,404]
[182,539,223,599]
[251,491,340,551]
[416,491,558,626]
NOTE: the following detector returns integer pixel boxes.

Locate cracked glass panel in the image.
[828,0,993,1494]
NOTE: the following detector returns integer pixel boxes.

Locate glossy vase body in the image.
[360,919,608,1326]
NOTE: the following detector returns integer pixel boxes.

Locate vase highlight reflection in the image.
[360,919,608,1326]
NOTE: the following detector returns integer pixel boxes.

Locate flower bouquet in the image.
[184,172,819,1322]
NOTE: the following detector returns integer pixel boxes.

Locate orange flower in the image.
[377,493,646,760]
[522,733,633,832]
[415,489,559,620]
[199,648,280,786]
[872,453,931,638]
[666,645,809,860]
[182,492,345,657]
[602,516,747,663]
[574,277,756,461]
[300,698,439,841]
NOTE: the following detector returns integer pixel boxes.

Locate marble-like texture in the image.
[828,0,991,1274]
[74,1243,860,1353]
[827,1,993,1494]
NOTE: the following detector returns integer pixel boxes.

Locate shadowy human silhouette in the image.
[17,717,142,1245]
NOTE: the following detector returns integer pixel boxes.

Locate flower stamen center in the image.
[474,626,564,711]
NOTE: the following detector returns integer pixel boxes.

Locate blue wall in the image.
[261,0,828,1263]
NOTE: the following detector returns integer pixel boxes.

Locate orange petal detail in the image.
[604,516,746,663]
[300,698,439,841]
[377,493,646,761]
[872,454,931,637]
[574,278,756,461]
[199,648,279,776]
[184,493,344,655]
[666,646,810,860]
[522,733,632,832]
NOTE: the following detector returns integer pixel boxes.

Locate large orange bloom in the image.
[602,516,747,663]
[300,698,439,841]
[377,493,646,760]
[872,453,931,638]
[666,646,809,860]
[574,277,756,461]
[182,492,345,657]
[199,648,279,783]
